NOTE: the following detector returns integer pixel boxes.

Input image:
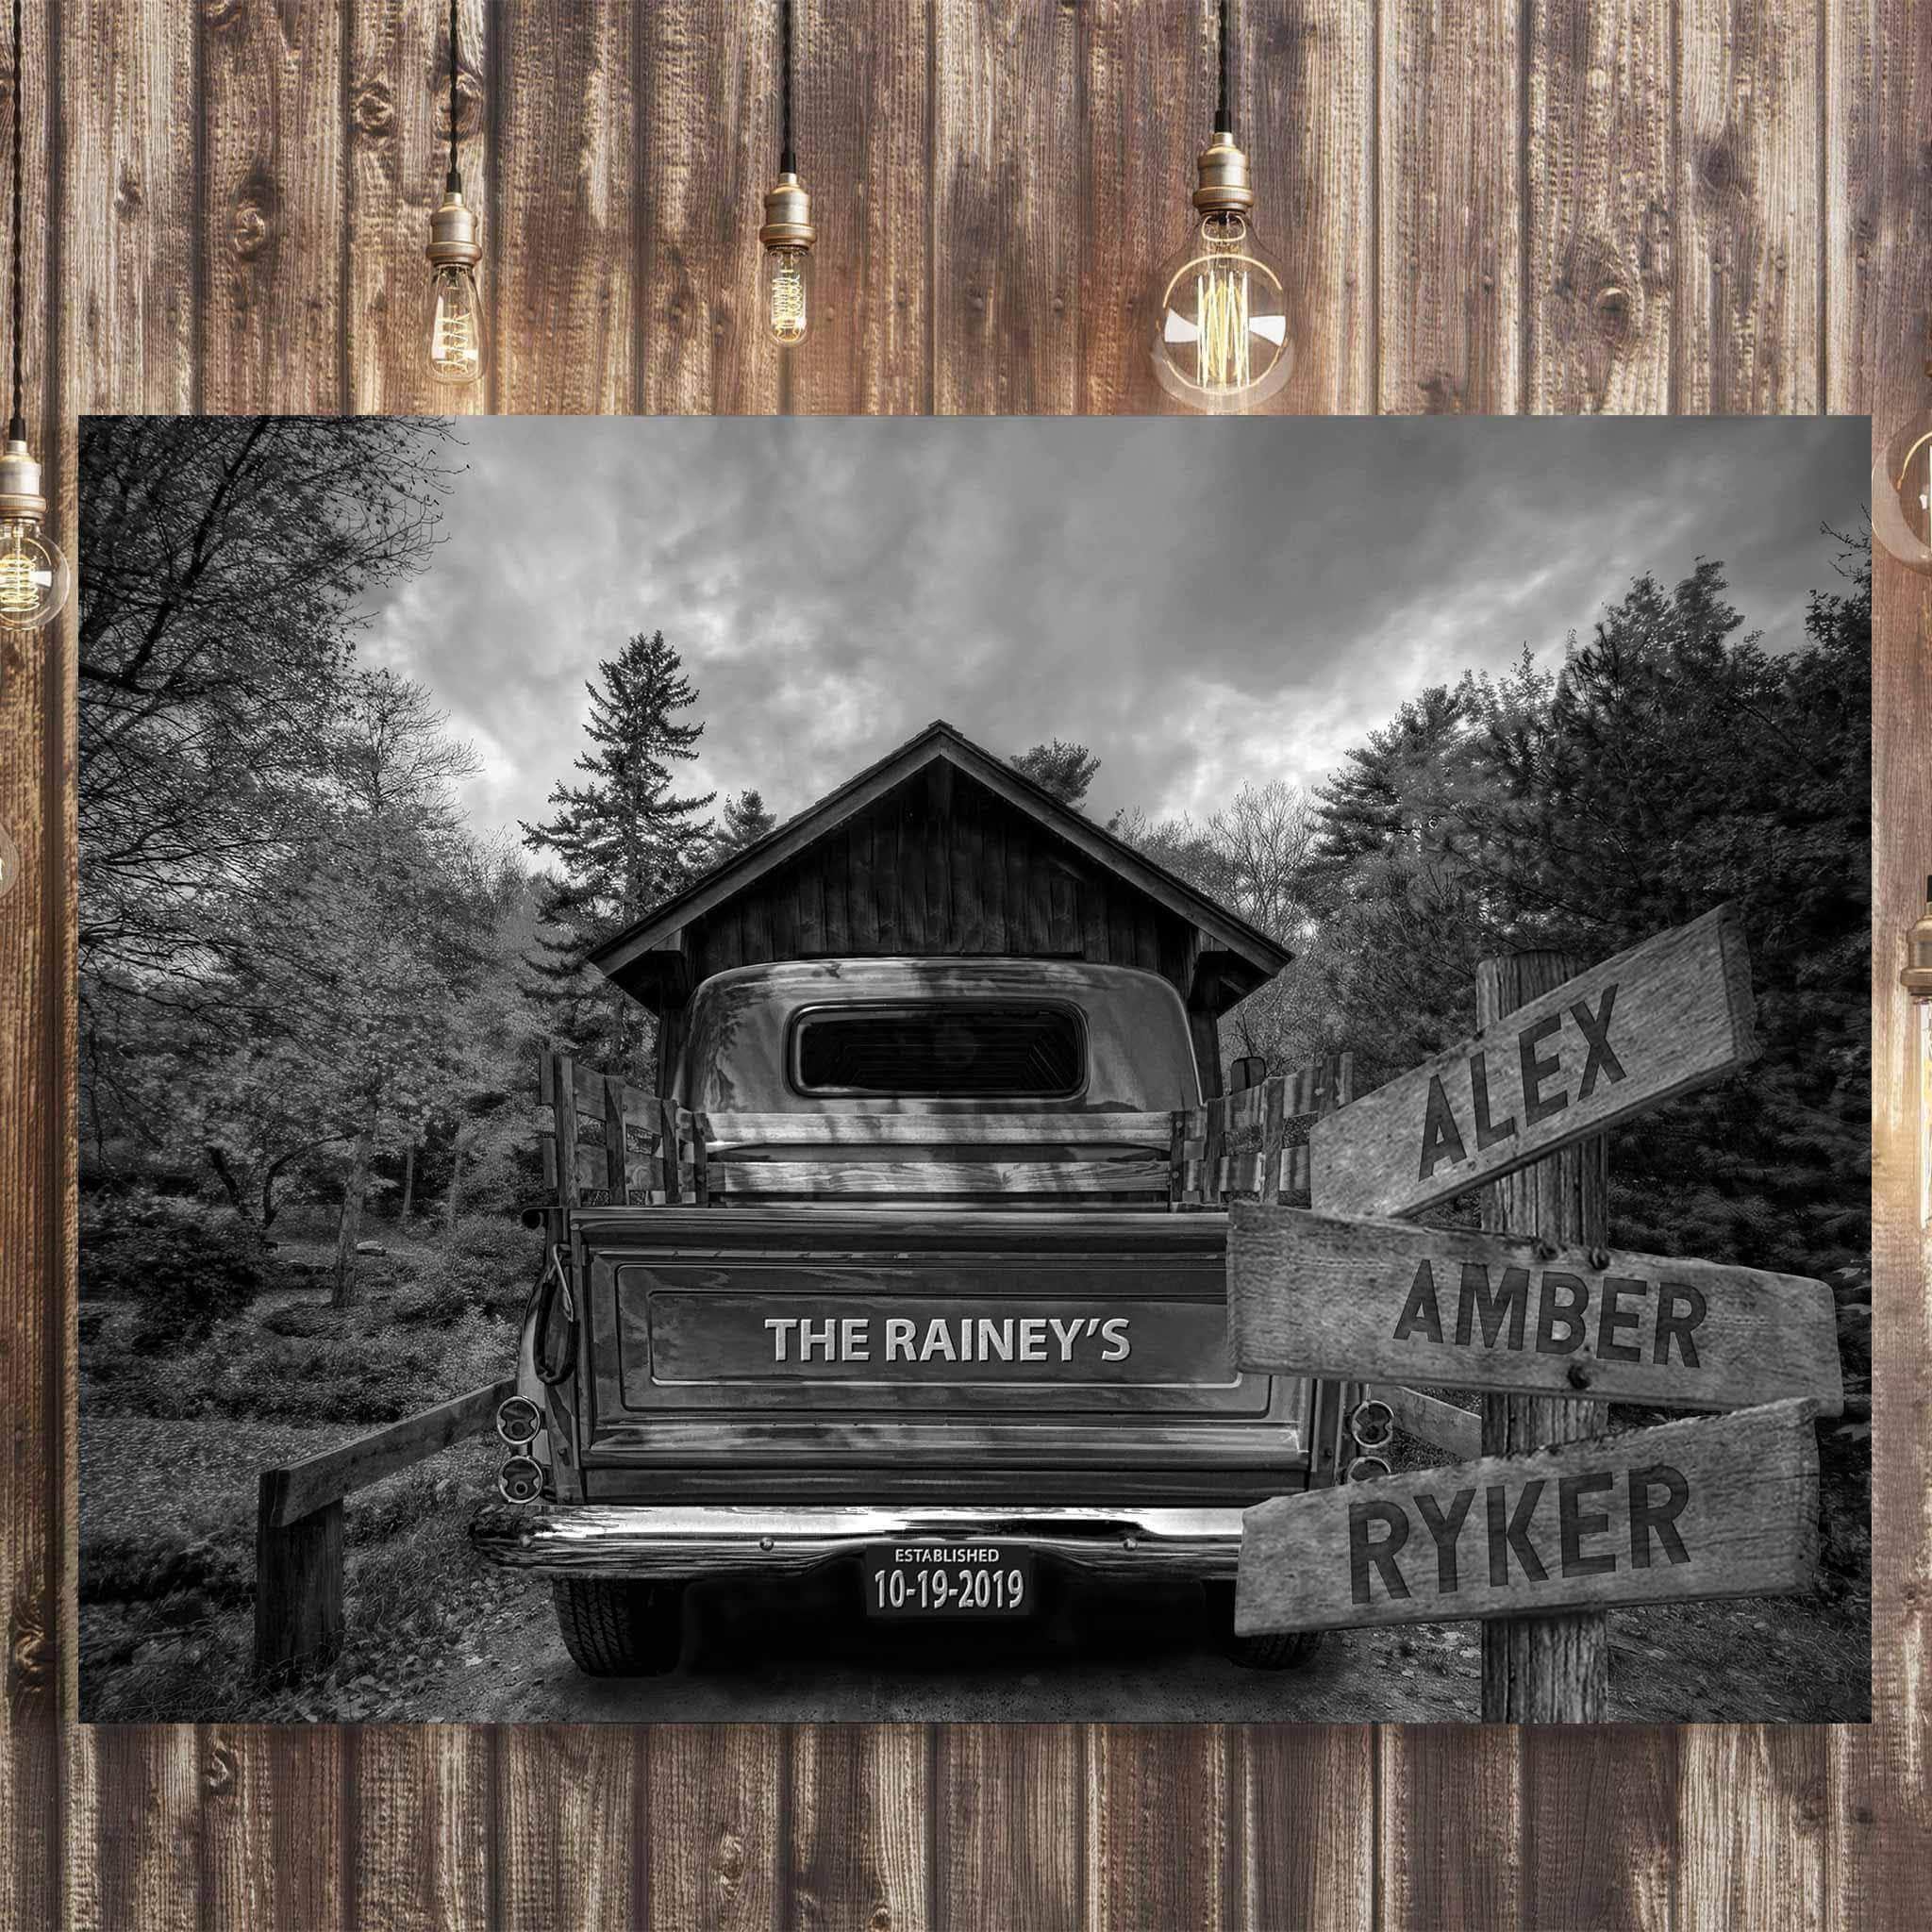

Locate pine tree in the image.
[1009,739,1101,808]
[523,630,715,1076]
[710,788,778,861]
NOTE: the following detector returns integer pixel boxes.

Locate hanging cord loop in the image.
[1216,0,1232,135]
[10,0,24,441]
[779,0,795,175]
[446,0,462,192]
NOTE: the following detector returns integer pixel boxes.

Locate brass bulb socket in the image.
[1904,907,1932,1002]
[426,190,483,270]
[1191,130,1256,214]
[0,439,47,523]
[758,172,816,251]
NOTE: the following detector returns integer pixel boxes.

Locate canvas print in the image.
[77,414,1871,1724]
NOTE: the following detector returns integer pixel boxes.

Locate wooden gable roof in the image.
[588,720,1291,1019]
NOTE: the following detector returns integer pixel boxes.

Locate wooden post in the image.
[254,1474,343,1685]
[1476,950,1611,1722]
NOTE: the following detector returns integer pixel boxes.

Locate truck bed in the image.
[561,1204,1316,1507]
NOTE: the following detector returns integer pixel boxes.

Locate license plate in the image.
[862,1542,1035,1619]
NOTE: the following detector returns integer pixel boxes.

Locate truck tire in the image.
[551,1577,686,1676]
[1204,1581,1324,1672]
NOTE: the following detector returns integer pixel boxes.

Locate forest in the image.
[76,417,1870,1721]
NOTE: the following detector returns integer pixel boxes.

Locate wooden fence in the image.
[535,1050,704,1206]
[254,1377,513,1683]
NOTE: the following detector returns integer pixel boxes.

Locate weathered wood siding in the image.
[688,777,1201,992]
[0,0,1919,1925]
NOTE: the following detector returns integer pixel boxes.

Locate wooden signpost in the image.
[1307,904,1757,1221]
[1229,1206,1844,1414]
[1232,909,1840,1721]
[1235,1398,1821,1635]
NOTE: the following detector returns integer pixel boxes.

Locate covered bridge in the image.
[589,720,1291,1098]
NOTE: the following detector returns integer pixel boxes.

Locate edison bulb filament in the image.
[428,265,485,386]
[1151,211,1293,412]
[0,517,70,632]
[766,246,811,346]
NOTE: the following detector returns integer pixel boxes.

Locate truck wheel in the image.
[1204,1581,1324,1672]
[551,1577,686,1676]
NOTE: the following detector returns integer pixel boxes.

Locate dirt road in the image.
[394,1562,1868,1726]
[409,1565,1484,1724]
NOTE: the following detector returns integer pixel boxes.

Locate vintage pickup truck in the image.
[473,953,1377,1675]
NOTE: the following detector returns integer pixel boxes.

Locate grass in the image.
[78,1213,533,1723]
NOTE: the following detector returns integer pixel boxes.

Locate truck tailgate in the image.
[571,1205,1307,1474]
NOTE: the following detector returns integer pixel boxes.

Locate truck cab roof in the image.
[675,957,1205,1117]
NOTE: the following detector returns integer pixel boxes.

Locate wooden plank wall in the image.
[687,779,1198,991]
[3,0,1921,1923]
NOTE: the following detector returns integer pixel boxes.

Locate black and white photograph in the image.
[77,413,1871,1726]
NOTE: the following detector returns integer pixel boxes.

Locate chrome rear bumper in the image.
[472,1501,1246,1580]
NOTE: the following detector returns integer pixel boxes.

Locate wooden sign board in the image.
[1236,1398,1819,1635]
[1228,1204,1843,1414]
[1308,905,1757,1220]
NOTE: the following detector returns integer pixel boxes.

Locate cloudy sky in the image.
[359,417,1866,840]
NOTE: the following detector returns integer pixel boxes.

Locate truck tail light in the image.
[1345,1454,1392,1484]
[498,1455,542,1505]
[496,1395,541,1446]
[1348,1397,1394,1452]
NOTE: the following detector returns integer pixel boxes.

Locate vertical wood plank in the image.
[198,1727,346,1932]
[1376,1729,1521,1931]
[791,0,931,412]
[644,1725,781,1931]
[346,0,489,415]
[348,1725,494,1932]
[496,1727,640,1931]
[1676,0,1824,411]
[1522,1728,1677,1929]
[1253,0,1376,413]
[83,1728,198,1932]
[788,1725,930,1930]
[1377,0,1523,411]
[931,0,1081,413]
[64,0,194,415]
[1084,1725,1228,1929]
[1825,0,1928,1924]
[636,0,776,414]
[932,1726,1080,1931]
[1525,0,1674,411]
[3,7,65,1925]
[197,0,347,410]
[1235,1724,1374,1930]
[1677,1727,1824,1929]
[1078,0,1205,413]
[493,2,635,412]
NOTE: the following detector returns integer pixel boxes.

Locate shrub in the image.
[84,1209,267,1350]
[392,1266,467,1326]
[442,1217,541,1318]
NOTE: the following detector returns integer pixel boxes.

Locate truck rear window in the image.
[791,1004,1085,1098]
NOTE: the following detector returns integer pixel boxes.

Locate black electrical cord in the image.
[1216,0,1232,136]
[10,0,23,442]
[779,0,795,175]
[446,0,461,192]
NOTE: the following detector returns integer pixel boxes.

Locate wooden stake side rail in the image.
[254,1377,514,1683]
[541,1047,1357,1211]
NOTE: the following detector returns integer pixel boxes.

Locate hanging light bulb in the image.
[1901,880,1932,1226]
[0,436,69,633]
[0,0,66,631]
[425,1,484,387]
[758,0,815,348]
[1148,1,1295,412]
[1874,375,1932,574]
